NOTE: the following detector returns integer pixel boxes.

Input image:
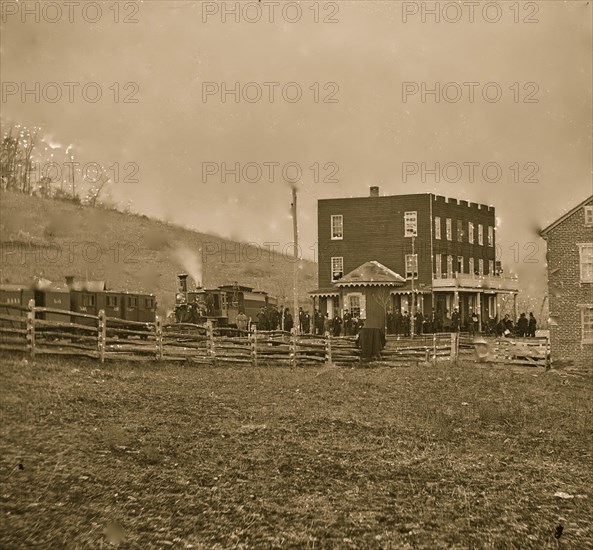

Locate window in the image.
[128,296,138,308]
[82,294,95,307]
[469,258,475,275]
[489,260,494,275]
[585,206,593,227]
[457,220,463,242]
[145,298,155,309]
[478,224,484,245]
[405,254,418,279]
[579,244,593,283]
[331,215,343,240]
[404,211,418,237]
[106,295,118,307]
[434,217,441,239]
[347,293,366,319]
[457,256,464,274]
[447,255,453,277]
[435,253,442,277]
[581,306,593,343]
[468,222,474,244]
[488,226,494,247]
[478,259,484,276]
[331,257,344,282]
[446,218,452,241]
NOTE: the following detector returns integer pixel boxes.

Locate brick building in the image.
[311,188,519,331]
[540,195,593,366]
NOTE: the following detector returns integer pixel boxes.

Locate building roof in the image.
[540,195,593,237]
[318,192,494,211]
[335,261,406,287]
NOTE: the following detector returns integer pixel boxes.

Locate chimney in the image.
[369,186,380,197]
[65,275,75,289]
[178,274,188,293]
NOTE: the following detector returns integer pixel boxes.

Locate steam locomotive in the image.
[174,274,277,327]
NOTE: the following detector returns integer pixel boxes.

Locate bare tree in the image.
[372,287,393,331]
[85,172,110,206]
[0,127,21,191]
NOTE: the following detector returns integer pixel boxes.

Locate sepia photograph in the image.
[1,1,592,547]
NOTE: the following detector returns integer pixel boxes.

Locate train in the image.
[0,274,277,330]
[174,274,277,327]
[0,277,157,330]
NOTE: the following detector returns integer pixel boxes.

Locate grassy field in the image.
[1,356,592,549]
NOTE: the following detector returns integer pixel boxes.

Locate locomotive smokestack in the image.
[178,274,188,293]
[369,186,380,197]
[65,275,75,289]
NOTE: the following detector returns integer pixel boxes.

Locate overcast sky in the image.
[2,0,591,301]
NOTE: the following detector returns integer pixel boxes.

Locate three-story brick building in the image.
[311,188,519,331]
[540,195,593,366]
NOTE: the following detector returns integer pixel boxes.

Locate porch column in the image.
[454,290,459,310]
[477,291,482,333]
[327,297,334,319]
[495,293,499,321]
[513,293,518,322]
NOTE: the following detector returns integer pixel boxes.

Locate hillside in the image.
[0,192,317,315]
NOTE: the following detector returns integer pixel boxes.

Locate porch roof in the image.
[309,288,340,297]
[335,261,406,288]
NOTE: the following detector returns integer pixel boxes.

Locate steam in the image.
[170,245,203,288]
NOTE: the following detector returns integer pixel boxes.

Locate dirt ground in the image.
[1,356,591,549]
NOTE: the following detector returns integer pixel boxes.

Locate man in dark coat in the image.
[415,311,424,336]
[517,313,528,337]
[283,308,294,332]
[451,308,460,332]
[332,314,342,337]
[298,307,305,332]
[268,306,279,330]
[343,310,352,336]
[317,311,325,335]
[469,310,479,336]
[528,312,537,337]
[257,307,268,331]
[303,312,311,333]
[402,312,411,337]
[313,309,321,335]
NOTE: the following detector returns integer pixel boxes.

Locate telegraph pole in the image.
[291,186,299,332]
[411,235,415,337]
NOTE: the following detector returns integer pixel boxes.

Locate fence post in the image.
[325,331,332,367]
[290,328,297,368]
[432,333,437,366]
[97,309,106,363]
[207,321,215,365]
[155,317,163,361]
[450,332,458,363]
[250,326,258,367]
[545,336,551,370]
[26,298,35,359]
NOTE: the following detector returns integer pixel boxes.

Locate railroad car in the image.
[0,284,34,328]
[0,279,157,334]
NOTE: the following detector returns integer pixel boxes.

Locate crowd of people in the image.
[237,305,538,338]
[240,306,366,336]
[495,312,538,337]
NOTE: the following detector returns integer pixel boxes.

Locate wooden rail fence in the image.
[2,302,548,367]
